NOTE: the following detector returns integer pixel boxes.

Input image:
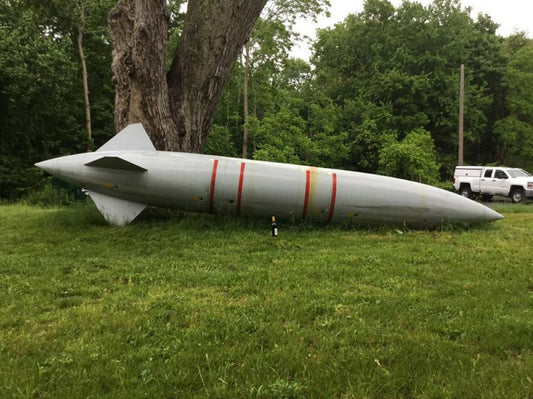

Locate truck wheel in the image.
[459,185,472,199]
[510,189,525,203]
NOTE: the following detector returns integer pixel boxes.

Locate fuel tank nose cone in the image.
[35,159,57,175]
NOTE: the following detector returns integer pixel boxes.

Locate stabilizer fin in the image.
[87,190,146,226]
[85,156,147,171]
[97,123,156,152]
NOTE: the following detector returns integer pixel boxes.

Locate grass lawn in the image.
[1,203,532,398]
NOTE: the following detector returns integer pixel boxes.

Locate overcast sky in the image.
[292,0,533,60]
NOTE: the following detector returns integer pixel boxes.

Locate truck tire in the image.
[459,185,472,199]
[510,188,525,203]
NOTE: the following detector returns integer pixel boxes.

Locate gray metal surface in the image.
[35,124,504,227]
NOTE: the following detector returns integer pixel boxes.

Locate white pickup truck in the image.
[453,166,533,203]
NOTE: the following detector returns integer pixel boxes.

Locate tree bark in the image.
[109,0,177,150]
[167,0,267,152]
[109,0,267,152]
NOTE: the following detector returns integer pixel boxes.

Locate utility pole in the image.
[458,64,465,166]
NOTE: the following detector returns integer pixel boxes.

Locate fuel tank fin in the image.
[96,123,156,152]
[87,190,146,226]
[85,156,147,171]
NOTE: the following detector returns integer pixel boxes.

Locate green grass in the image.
[1,203,532,398]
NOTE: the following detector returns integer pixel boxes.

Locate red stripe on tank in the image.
[236,162,246,216]
[209,159,219,213]
[302,169,311,219]
[327,173,337,224]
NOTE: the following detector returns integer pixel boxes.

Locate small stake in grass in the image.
[271,215,278,237]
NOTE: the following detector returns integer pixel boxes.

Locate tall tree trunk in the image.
[167,0,267,152]
[242,42,250,158]
[76,24,92,145]
[109,0,177,150]
[109,0,267,153]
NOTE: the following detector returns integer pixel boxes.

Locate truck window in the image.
[495,170,508,179]
[508,169,531,178]
[484,169,493,178]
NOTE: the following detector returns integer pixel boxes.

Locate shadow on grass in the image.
[32,202,108,228]
[26,201,505,236]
